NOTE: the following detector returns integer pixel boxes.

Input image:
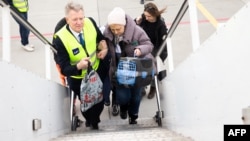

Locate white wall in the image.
[162,2,250,141]
[0,61,70,141]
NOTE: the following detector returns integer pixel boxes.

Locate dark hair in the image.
[144,2,166,18]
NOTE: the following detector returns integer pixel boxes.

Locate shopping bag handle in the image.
[87,61,92,74]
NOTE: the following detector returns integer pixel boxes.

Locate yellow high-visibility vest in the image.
[13,0,28,12]
[55,18,99,79]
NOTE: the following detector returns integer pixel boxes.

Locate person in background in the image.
[135,2,168,99]
[53,1,108,130]
[103,7,155,124]
[7,0,34,52]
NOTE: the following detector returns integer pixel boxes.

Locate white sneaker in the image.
[22,44,35,52]
[29,44,35,48]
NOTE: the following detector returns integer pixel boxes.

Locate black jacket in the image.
[137,14,168,61]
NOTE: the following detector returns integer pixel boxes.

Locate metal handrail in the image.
[156,0,189,58]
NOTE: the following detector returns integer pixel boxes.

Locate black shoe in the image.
[129,118,137,124]
[85,121,90,127]
[120,111,127,119]
[141,87,146,97]
[91,123,99,130]
[112,104,119,116]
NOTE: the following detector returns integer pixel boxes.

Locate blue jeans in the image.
[12,12,30,46]
[116,87,142,116]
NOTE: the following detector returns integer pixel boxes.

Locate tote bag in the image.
[80,65,103,112]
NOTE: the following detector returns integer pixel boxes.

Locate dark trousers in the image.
[99,52,112,104]
[103,74,111,104]
[116,87,142,117]
[12,12,30,46]
[111,87,117,106]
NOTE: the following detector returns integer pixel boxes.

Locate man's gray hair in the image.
[65,1,84,15]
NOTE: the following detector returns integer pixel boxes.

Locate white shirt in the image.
[69,26,83,42]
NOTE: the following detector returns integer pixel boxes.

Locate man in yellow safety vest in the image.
[7,0,34,52]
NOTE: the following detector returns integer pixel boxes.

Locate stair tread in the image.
[50,118,194,141]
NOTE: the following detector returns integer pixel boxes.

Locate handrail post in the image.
[2,5,11,62]
[188,0,200,52]
[156,0,189,73]
[45,44,51,80]
[166,38,174,73]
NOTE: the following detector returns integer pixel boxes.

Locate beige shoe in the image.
[22,44,35,52]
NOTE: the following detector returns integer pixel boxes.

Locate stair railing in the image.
[157,0,200,73]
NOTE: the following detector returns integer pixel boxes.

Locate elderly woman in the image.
[103,7,155,124]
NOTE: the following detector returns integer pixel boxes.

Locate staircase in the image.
[48,84,194,141]
[50,118,194,141]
